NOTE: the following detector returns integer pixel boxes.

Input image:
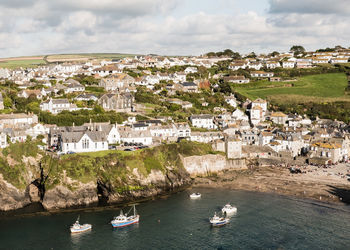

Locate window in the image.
[95,143,97,148]
[82,139,89,149]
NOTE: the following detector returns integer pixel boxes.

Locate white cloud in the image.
[0,0,349,57]
[269,0,350,15]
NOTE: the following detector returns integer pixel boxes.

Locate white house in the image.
[231,109,249,121]
[251,98,267,115]
[25,123,49,139]
[229,62,247,71]
[184,67,198,74]
[119,129,153,145]
[173,72,187,83]
[265,61,281,69]
[40,98,78,114]
[174,123,191,138]
[330,58,349,64]
[190,132,224,143]
[248,62,263,70]
[64,79,85,94]
[225,95,238,108]
[282,60,296,68]
[0,131,7,148]
[224,75,250,84]
[259,131,274,146]
[60,131,109,154]
[0,113,38,126]
[250,106,264,125]
[270,112,288,125]
[75,94,98,102]
[250,71,274,78]
[190,114,217,130]
[150,125,176,139]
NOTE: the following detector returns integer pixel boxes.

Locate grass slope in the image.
[0,59,46,69]
[234,73,349,103]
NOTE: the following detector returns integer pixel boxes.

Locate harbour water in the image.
[0,188,349,249]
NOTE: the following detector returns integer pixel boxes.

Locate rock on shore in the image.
[0,175,31,211]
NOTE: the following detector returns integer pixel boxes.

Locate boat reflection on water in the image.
[112,222,139,232]
[70,229,92,245]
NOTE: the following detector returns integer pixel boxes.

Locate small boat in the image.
[70,216,92,234]
[209,212,230,226]
[190,193,201,199]
[111,205,140,228]
[222,204,237,214]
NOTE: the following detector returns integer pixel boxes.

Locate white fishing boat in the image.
[190,193,201,199]
[209,212,230,226]
[70,216,92,234]
[221,204,237,214]
[111,205,140,228]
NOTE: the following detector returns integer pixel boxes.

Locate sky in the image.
[0,0,349,57]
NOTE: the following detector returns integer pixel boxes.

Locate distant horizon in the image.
[1,45,350,61]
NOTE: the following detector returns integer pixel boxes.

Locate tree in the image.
[290,45,306,56]
[3,97,12,108]
[246,52,257,58]
[93,105,104,114]
[269,51,280,57]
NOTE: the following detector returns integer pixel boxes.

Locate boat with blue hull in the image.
[111,205,140,228]
[209,212,230,227]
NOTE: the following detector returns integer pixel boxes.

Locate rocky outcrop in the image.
[0,175,31,211]
[100,168,192,205]
[42,182,98,210]
[0,153,247,213]
[183,154,247,177]
[28,184,41,203]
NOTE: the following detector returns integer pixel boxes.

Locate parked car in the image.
[67,151,76,154]
[124,148,135,151]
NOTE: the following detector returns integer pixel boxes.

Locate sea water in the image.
[0,188,349,249]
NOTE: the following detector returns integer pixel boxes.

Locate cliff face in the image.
[0,141,247,212]
[0,141,212,212]
[0,175,31,211]
[183,154,247,177]
[0,153,245,212]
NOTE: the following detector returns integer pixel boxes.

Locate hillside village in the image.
[1,46,350,167]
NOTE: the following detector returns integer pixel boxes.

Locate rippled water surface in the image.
[0,189,349,249]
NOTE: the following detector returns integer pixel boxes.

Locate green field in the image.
[0,53,139,68]
[0,59,46,69]
[234,73,349,103]
[46,53,138,62]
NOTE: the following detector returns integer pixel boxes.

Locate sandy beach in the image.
[193,164,350,205]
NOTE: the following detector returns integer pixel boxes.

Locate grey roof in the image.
[52,99,70,104]
[191,114,213,119]
[61,130,107,143]
[76,94,97,99]
[132,123,149,128]
[181,82,197,87]
[65,79,80,85]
